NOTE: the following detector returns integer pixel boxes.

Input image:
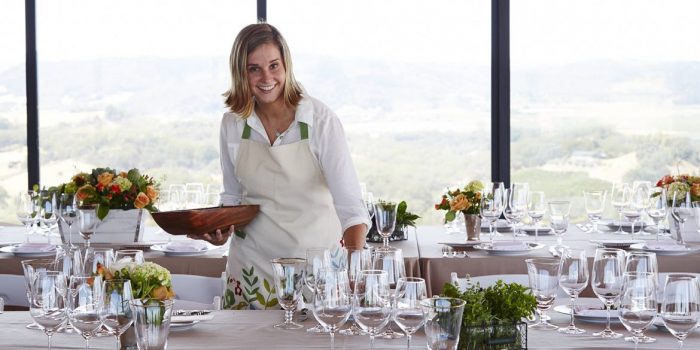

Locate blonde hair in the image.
[222,23,303,117]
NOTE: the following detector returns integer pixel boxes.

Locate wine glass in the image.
[83,248,114,276]
[57,193,78,248]
[583,190,607,234]
[305,247,329,333]
[339,247,372,336]
[77,198,100,247]
[558,248,589,334]
[375,200,398,247]
[625,251,658,276]
[16,191,38,242]
[21,258,58,330]
[39,191,58,243]
[68,275,104,350]
[101,279,135,350]
[311,268,352,350]
[525,257,561,330]
[671,191,693,244]
[480,183,505,243]
[611,183,631,234]
[592,248,626,338]
[624,185,649,235]
[548,200,571,255]
[114,250,145,264]
[372,247,406,339]
[618,272,657,347]
[364,191,376,220]
[661,274,700,350]
[527,191,546,241]
[647,187,668,240]
[504,186,528,239]
[270,258,306,330]
[393,277,427,350]
[29,270,68,350]
[352,270,391,350]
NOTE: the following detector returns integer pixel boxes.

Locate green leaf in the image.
[265,298,279,308]
[251,276,259,286]
[263,279,271,293]
[97,205,110,220]
[445,210,456,222]
[242,275,252,286]
[255,292,266,306]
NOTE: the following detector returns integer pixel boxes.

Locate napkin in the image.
[490,241,528,251]
[171,310,215,323]
[644,242,687,251]
[165,241,208,252]
[13,243,56,253]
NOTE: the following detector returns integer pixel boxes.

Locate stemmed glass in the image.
[583,190,607,234]
[647,187,668,240]
[481,183,505,243]
[352,270,392,350]
[16,191,38,242]
[77,197,100,247]
[305,247,329,333]
[83,248,115,276]
[661,274,700,350]
[101,279,135,350]
[558,248,589,334]
[364,191,376,220]
[611,183,631,234]
[393,277,427,349]
[375,200,398,247]
[311,268,352,350]
[22,258,58,330]
[270,258,306,330]
[39,191,58,243]
[372,246,406,339]
[57,193,78,248]
[68,275,104,350]
[623,185,648,235]
[548,201,571,255]
[29,271,68,350]
[339,247,372,336]
[618,272,657,348]
[504,184,528,238]
[592,248,626,338]
[527,191,546,241]
[525,257,561,330]
[671,191,693,244]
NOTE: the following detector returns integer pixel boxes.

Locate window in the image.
[271,0,491,223]
[0,1,27,223]
[511,0,700,219]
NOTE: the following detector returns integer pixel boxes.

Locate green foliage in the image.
[396,200,420,228]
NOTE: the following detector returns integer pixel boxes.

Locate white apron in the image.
[223,121,341,310]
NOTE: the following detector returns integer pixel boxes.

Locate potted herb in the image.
[441,280,536,350]
[366,200,420,242]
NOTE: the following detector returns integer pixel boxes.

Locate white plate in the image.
[171,310,215,322]
[629,243,700,256]
[438,241,482,249]
[590,239,646,249]
[474,242,545,256]
[151,244,216,257]
[0,245,57,258]
[520,226,553,235]
[169,320,200,331]
[554,300,621,324]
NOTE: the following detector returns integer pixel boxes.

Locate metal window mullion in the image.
[491,0,510,187]
[25,0,39,189]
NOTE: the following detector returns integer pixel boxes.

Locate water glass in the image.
[77,201,100,247]
[16,191,38,242]
[39,191,58,243]
[526,257,561,330]
[611,183,631,234]
[101,279,134,350]
[548,200,571,254]
[130,299,174,350]
[271,258,306,330]
[68,275,104,349]
[625,251,658,276]
[671,191,693,243]
[339,247,372,336]
[481,183,505,243]
[29,271,68,350]
[618,272,657,347]
[352,270,391,349]
[592,248,625,338]
[527,191,546,241]
[58,193,78,247]
[83,247,115,276]
[305,247,331,333]
[583,190,607,234]
[372,247,406,339]
[647,187,668,240]
[375,201,398,247]
[394,277,427,349]
[311,268,352,350]
[558,248,589,334]
[421,297,466,350]
[661,274,700,350]
[504,186,528,239]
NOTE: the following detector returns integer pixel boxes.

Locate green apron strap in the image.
[299,122,309,140]
[242,123,252,140]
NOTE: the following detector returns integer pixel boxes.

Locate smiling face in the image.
[246,42,286,107]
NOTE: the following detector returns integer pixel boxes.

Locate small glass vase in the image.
[129,299,174,350]
[464,213,481,241]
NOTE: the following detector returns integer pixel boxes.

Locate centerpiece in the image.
[435,180,484,240]
[441,280,536,350]
[52,167,160,243]
[655,173,700,240]
[366,200,420,242]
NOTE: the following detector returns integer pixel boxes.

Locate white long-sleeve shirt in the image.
[219,95,370,234]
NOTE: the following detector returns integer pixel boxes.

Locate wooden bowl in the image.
[150,205,259,236]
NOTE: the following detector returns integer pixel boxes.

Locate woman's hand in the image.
[187,225,235,246]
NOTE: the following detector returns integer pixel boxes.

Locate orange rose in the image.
[146,185,158,201]
[691,183,700,198]
[97,172,115,187]
[150,286,171,301]
[76,185,94,201]
[450,194,469,212]
[134,192,150,209]
[119,171,128,178]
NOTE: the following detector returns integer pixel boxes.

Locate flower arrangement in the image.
[52,167,160,220]
[435,180,485,221]
[96,260,175,301]
[655,174,700,202]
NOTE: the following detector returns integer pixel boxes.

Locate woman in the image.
[189,23,369,310]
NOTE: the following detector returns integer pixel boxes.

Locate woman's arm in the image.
[342,223,368,249]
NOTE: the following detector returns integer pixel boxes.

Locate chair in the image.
[450,273,569,299]
[171,273,226,310]
[0,274,28,308]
